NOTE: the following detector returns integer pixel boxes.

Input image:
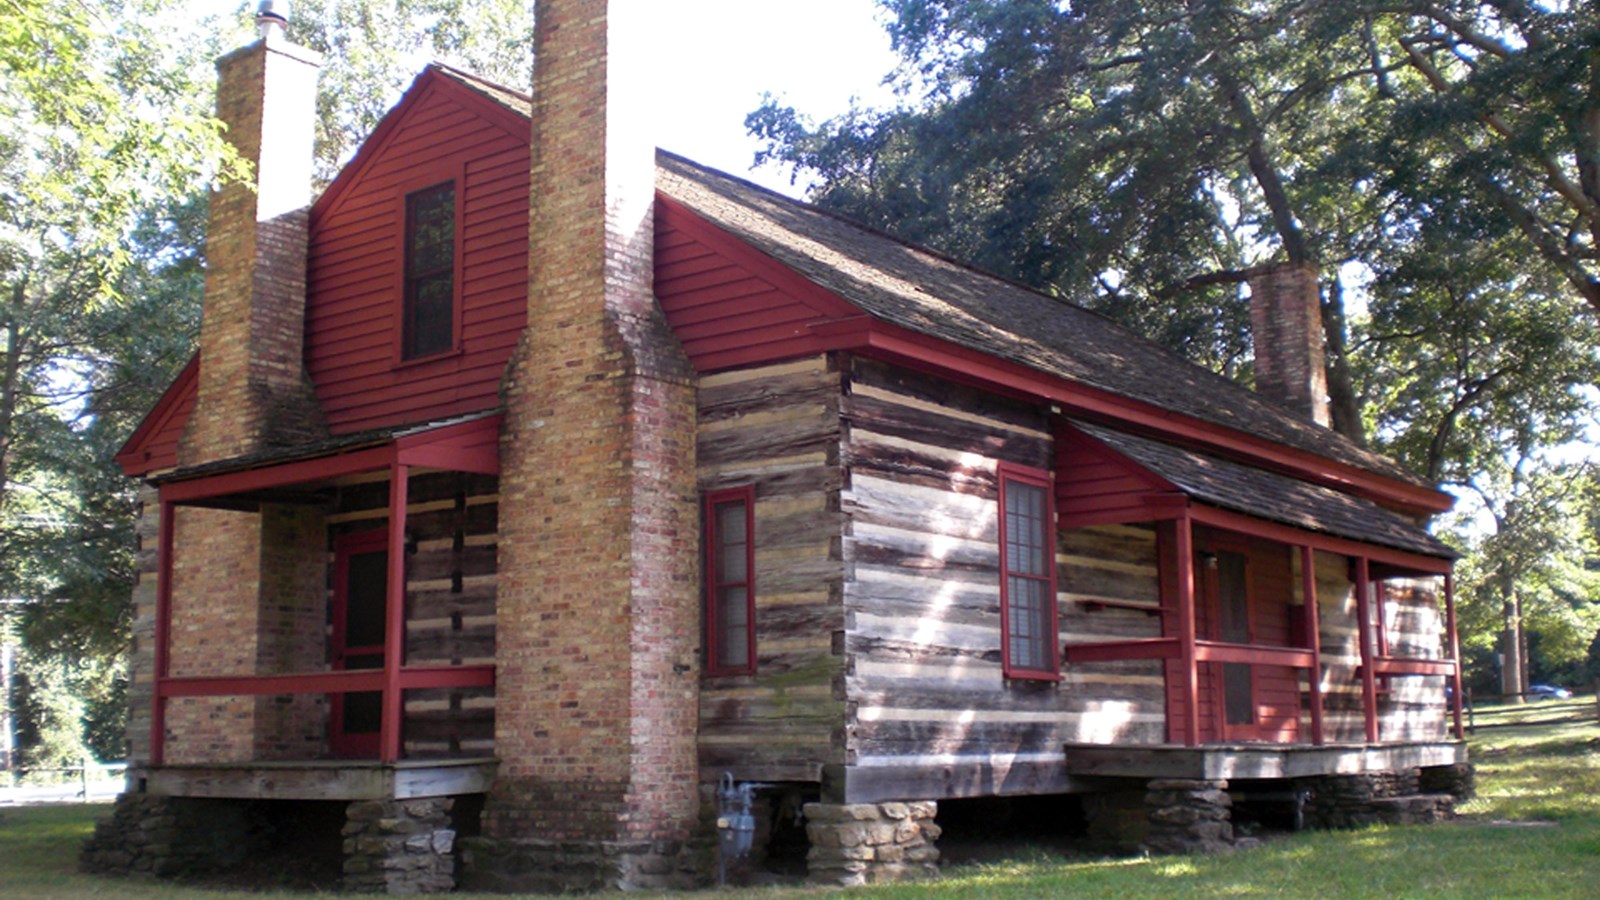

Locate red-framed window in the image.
[402,181,457,360]
[705,486,756,676]
[999,463,1059,680]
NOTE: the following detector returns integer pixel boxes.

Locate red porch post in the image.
[380,464,409,763]
[1176,509,1200,747]
[1355,557,1379,743]
[1444,572,1465,739]
[1300,545,1325,746]
[150,499,176,766]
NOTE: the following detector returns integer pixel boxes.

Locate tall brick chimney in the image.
[179,8,325,464]
[1248,261,1331,427]
[158,7,328,766]
[479,0,701,888]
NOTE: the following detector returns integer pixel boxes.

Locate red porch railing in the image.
[1061,513,1464,748]
[148,415,503,767]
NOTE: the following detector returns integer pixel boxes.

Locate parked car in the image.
[1528,683,1573,701]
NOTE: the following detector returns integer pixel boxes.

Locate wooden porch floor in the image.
[126,758,498,801]
[1062,741,1467,780]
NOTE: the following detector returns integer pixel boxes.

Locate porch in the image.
[1062,739,1466,780]
[1057,422,1466,749]
[144,413,502,771]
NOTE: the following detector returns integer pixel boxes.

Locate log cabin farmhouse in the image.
[83,0,1472,891]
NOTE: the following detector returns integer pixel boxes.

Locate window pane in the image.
[404,183,455,358]
[717,586,749,668]
[1006,482,1046,576]
[715,500,748,582]
[1008,576,1047,670]
[345,550,388,648]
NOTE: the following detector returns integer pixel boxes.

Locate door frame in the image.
[330,529,390,758]
[1198,538,1262,742]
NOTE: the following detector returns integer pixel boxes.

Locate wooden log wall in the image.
[328,470,498,757]
[839,356,1167,799]
[1304,555,1448,743]
[1377,578,1449,741]
[696,356,846,783]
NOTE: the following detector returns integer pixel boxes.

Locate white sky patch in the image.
[636,0,900,196]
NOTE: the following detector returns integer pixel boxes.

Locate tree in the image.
[281,0,535,183]
[752,2,1600,448]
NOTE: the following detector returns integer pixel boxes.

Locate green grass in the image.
[4,699,1597,898]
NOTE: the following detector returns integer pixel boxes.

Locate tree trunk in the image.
[1501,584,1526,703]
[1323,276,1367,446]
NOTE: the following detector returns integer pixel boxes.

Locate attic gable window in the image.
[999,463,1060,680]
[402,182,456,359]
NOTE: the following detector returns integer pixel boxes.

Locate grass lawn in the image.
[4,698,1597,898]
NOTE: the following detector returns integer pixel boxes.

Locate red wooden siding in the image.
[305,75,529,435]
[1054,427,1173,527]
[654,197,860,372]
[116,355,199,476]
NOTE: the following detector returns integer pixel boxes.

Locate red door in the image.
[331,531,388,758]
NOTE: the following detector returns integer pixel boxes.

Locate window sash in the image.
[705,487,756,675]
[999,466,1059,680]
[403,182,456,359]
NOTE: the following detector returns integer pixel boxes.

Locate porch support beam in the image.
[1355,557,1379,743]
[380,463,409,763]
[1445,573,1465,739]
[151,500,176,766]
[1176,508,1200,747]
[1301,545,1325,746]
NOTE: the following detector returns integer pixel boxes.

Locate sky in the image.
[632,0,902,198]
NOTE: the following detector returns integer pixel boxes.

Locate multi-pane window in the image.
[402,182,456,359]
[705,487,755,675]
[999,465,1058,679]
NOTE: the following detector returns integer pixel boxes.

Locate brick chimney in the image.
[157,9,328,766]
[179,12,325,464]
[1248,261,1331,427]
[481,0,700,886]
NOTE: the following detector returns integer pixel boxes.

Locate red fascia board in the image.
[1057,425,1178,494]
[808,317,1452,516]
[1186,503,1453,575]
[116,354,199,476]
[159,416,502,503]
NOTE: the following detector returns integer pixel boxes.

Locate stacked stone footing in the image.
[81,794,273,878]
[1142,779,1236,855]
[341,799,456,893]
[459,837,703,892]
[804,801,941,886]
[1304,767,1464,830]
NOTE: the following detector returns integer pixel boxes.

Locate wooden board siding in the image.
[654,198,859,373]
[328,471,498,757]
[305,79,529,435]
[696,356,846,783]
[839,357,1173,795]
[1055,428,1171,526]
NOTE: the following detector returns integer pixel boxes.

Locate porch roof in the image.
[152,411,501,508]
[1071,421,1457,561]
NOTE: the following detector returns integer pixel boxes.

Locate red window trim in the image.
[998,462,1060,681]
[705,486,757,676]
[393,164,466,365]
